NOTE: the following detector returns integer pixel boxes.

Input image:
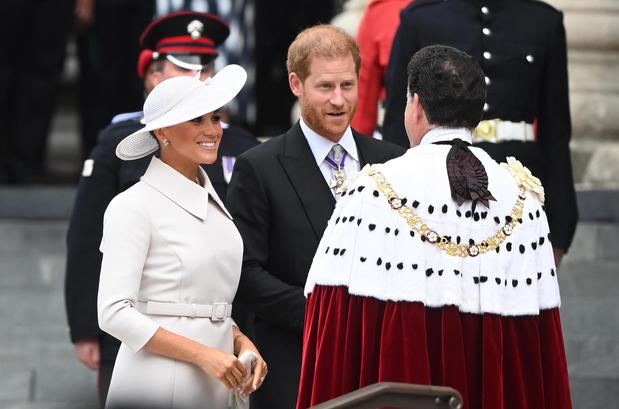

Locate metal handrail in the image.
[309,382,463,409]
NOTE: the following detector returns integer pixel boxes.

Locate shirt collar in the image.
[140,157,232,221]
[419,127,473,145]
[299,118,359,166]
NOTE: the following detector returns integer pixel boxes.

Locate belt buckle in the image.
[474,120,498,142]
[211,302,227,322]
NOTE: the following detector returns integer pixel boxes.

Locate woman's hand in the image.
[143,327,250,390]
[197,347,248,391]
[234,332,268,394]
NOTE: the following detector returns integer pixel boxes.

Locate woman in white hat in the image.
[97,65,267,409]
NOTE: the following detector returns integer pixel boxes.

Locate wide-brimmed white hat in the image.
[116,64,247,160]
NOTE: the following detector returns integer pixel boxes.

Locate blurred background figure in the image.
[156,0,257,130]
[382,0,578,263]
[65,11,257,406]
[253,0,338,136]
[330,0,370,35]
[351,0,410,138]
[0,0,75,184]
[73,0,155,161]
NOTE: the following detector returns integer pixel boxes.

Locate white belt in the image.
[137,301,232,321]
[473,120,534,143]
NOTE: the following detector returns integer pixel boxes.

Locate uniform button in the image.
[481,6,489,15]
[483,103,489,112]
[483,51,492,60]
[526,54,535,63]
[485,76,491,85]
[482,27,491,36]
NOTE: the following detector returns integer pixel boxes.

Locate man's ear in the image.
[412,93,426,122]
[289,72,303,97]
[149,70,164,87]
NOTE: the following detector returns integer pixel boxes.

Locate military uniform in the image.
[383,0,578,252]
[65,113,258,402]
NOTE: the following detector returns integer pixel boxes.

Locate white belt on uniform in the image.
[137,301,232,321]
[473,120,534,143]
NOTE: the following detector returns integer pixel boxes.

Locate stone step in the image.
[565,334,619,380]
[0,403,97,409]
[561,296,619,408]
[563,222,619,263]
[0,189,75,220]
[0,255,65,291]
[567,336,619,378]
[575,189,619,222]
[558,260,619,298]
[570,376,619,409]
[0,365,97,405]
[561,298,619,337]
[0,288,74,366]
[0,222,68,255]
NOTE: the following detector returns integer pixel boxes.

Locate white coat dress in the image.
[97,157,243,409]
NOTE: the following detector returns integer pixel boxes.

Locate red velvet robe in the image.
[297,285,572,409]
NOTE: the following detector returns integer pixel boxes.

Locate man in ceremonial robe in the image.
[297,45,572,409]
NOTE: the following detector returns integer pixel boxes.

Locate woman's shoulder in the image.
[105,181,152,220]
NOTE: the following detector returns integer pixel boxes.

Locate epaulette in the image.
[501,157,545,203]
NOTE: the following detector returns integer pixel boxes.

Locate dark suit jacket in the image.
[382,0,578,251]
[226,122,405,409]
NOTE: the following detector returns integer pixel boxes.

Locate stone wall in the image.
[548,0,619,187]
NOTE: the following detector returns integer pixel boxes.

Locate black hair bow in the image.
[434,138,496,213]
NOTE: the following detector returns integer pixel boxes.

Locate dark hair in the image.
[407,45,486,129]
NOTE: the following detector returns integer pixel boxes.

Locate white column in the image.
[547,0,619,187]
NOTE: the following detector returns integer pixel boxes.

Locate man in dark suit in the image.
[382,0,578,264]
[64,11,258,406]
[226,25,406,409]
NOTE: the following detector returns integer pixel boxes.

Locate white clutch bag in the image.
[228,350,258,409]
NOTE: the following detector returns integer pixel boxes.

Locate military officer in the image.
[382,0,578,263]
[64,11,258,405]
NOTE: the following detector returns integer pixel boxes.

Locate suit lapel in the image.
[354,131,381,167]
[278,123,335,239]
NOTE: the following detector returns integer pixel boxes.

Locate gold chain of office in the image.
[366,166,526,258]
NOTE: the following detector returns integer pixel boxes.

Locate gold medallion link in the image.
[366,166,527,258]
